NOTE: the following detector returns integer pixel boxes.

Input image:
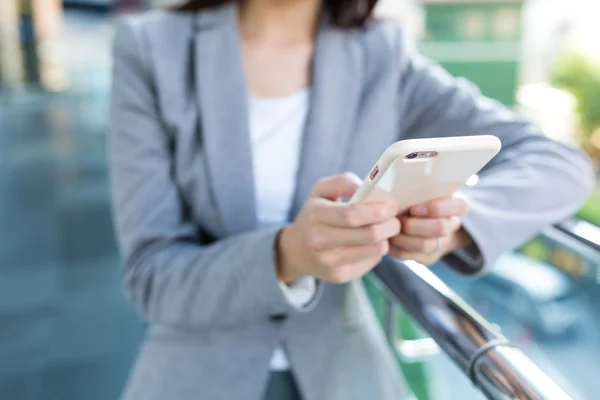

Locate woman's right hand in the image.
[276,173,400,284]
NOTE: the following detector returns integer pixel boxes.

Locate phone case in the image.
[349,135,501,213]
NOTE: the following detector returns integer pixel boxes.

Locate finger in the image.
[400,216,461,237]
[310,173,362,201]
[410,195,469,218]
[389,249,439,266]
[313,200,398,228]
[312,218,401,250]
[327,254,386,284]
[319,241,388,269]
[389,243,443,266]
[390,234,451,265]
[389,233,438,253]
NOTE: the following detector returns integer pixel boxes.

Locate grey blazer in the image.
[109,4,594,400]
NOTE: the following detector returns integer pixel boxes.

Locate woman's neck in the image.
[237,0,321,44]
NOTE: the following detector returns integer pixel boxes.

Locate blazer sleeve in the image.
[395,35,595,275]
[109,20,318,328]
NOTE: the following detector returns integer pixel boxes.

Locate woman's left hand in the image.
[388,194,473,265]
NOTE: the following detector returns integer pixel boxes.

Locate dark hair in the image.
[174,0,378,28]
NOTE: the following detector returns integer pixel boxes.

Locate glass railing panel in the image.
[363,214,600,400]
[367,254,577,400]
[430,223,600,400]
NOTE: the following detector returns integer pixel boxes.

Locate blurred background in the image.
[0,0,599,399]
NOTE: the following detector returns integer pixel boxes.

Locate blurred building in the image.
[0,0,66,91]
[0,0,24,86]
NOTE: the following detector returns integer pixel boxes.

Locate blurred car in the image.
[63,0,116,7]
[468,253,581,338]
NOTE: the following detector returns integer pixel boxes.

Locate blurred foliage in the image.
[577,188,600,227]
[551,48,600,146]
[520,239,551,262]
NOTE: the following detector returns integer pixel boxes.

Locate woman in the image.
[108,0,594,398]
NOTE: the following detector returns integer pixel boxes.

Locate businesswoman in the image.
[108,0,593,397]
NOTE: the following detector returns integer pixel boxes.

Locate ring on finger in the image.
[424,237,440,255]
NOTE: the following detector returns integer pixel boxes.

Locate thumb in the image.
[310,173,362,201]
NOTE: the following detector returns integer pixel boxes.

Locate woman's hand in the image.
[277,173,400,284]
[389,195,473,265]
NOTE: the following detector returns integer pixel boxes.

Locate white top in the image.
[248,89,317,371]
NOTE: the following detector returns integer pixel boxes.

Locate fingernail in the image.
[412,205,428,217]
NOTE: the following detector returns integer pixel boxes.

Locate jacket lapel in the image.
[194,5,258,235]
[288,24,365,219]
[194,6,365,232]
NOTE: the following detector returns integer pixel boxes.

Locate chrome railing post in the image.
[382,294,441,363]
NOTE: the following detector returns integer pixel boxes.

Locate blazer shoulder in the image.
[358,19,417,70]
[361,20,405,52]
[113,9,195,81]
[354,19,412,82]
[115,9,194,44]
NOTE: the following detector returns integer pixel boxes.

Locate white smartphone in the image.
[349,135,501,212]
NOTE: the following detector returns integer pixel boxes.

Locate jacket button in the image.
[269,314,287,322]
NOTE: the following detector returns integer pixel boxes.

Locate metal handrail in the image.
[555,218,600,253]
[372,256,574,400]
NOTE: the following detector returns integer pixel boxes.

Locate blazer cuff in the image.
[443,242,484,275]
[278,276,318,309]
[442,213,487,276]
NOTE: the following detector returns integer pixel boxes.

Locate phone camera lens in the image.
[406,152,418,159]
